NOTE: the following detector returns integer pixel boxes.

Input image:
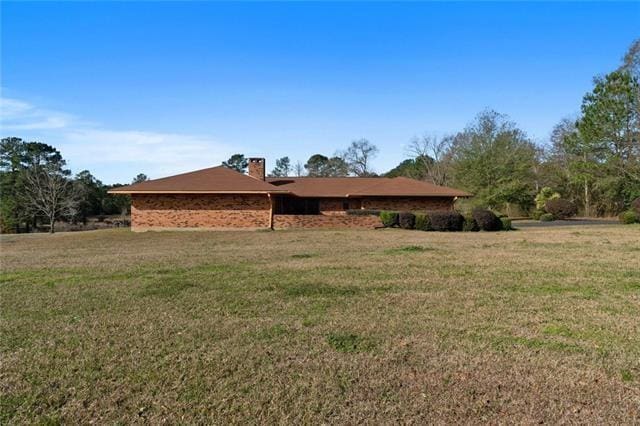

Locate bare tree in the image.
[294,161,305,177]
[344,139,379,176]
[21,164,80,233]
[406,134,452,185]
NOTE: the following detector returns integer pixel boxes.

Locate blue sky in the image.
[1,2,638,183]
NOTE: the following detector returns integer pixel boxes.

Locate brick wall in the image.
[319,197,453,215]
[131,194,455,231]
[273,214,381,229]
[131,194,271,230]
[319,198,348,215]
[361,197,454,212]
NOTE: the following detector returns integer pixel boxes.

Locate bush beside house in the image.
[398,212,416,229]
[472,209,502,231]
[379,208,512,232]
[414,214,431,231]
[428,211,465,232]
[380,211,399,227]
[462,215,479,232]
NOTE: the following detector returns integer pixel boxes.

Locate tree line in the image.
[2,40,638,232]
[0,137,148,233]
[228,39,640,217]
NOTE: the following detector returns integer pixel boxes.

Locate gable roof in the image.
[108,166,471,197]
[108,166,287,194]
[266,176,471,198]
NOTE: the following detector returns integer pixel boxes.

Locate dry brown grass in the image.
[1,225,639,423]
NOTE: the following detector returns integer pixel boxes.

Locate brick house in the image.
[109,158,471,231]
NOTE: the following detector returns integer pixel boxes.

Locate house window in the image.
[342,201,349,210]
[274,197,320,215]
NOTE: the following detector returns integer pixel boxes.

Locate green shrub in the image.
[545,199,577,219]
[379,211,399,227]
[346,209,380,216]
[472,208,502,231]
[535,187,560,210]
[631,198,640,215]
[619,210,639,224]
[462,215,479,232]
[414,214,431,231]
[398,212,416,229]
[427,211,464,232]
[531,209,545,220]
[500,217,513,231]
[540,213,554,222]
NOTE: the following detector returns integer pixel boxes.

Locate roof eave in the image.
[107,189,289,195]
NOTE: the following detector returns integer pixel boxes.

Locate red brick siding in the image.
[361,197,454,212]
[319,198,348,215]
[320,197,448,215]
[273,214,381,229]
[131,194,271,230]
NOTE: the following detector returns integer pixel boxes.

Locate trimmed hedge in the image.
[500,217,513,231]
[427,211,464,232]
[472,208,502,231]
[545,199,577,219]
[346,209,381,216]
[415,214,431,231]
[619,210,639,224]
[398,212,416,229]
[380,211,399,227]
[540,213,554,222]
[462,215,479,232]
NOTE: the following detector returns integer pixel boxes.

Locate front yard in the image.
[1,225,639,423]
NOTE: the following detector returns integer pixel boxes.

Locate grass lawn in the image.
[1,225,639,423]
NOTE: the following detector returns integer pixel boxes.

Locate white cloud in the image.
[61,129,234,178]
[0,97,74,130]
[0,95,238,182]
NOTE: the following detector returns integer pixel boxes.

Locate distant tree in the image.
[406,135,452,185]
[0,137,28,232]
[0,138,70,232]
[450,110,538,211]
[222,154,248,173]
[23,142,67,171]
[103,185,131,217]
[621,38,640,80]
[294,161,305,177]
[0,137,26,172]
[326,156,350,177]
[304,154,329,177]
[304,154,349,177]
[132,173,148,184]
[385,159,425,179]
[269,156,292,177]
[571,70,640,214]
[21,162,79,233]
[344,139,379,176]
[74,170,106,222]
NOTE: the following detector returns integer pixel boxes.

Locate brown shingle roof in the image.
[108,166,287,194]
[108,166,471,198]
[266,176,471,198]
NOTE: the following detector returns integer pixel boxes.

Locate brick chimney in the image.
[248,158,265,180]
